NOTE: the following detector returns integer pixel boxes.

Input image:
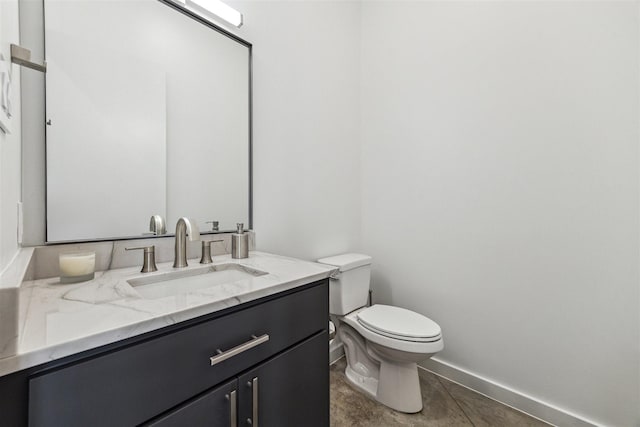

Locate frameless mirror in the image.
[44,0,251,242]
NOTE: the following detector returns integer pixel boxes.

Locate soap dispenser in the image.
[232,223,249,259]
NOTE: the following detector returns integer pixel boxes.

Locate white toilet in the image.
[318,253,444,413]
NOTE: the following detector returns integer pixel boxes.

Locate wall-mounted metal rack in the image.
[10,44,46,73]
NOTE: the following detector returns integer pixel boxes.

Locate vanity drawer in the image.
[28,280,328,427]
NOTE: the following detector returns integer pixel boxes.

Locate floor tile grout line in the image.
[437,375,476,427]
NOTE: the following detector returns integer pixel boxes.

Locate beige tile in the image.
[330,358,472,427]
[438,378,550,427]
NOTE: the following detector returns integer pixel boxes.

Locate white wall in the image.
[0,0,22,271]
[360,2,639,426]
[231,0,363,260]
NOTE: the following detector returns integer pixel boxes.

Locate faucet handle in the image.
[200,240,224,264]
[205,221,219,232]
[125,245,158,273]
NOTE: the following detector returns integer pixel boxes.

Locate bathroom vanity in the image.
[0,0,321,422]
[0,251,333,426]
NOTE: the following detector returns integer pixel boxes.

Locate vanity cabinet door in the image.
[238,331,329,427]
[144,379,238,427]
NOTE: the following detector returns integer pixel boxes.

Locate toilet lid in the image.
[357,305,441,340]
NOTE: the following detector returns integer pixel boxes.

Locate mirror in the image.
[44,0,251,242]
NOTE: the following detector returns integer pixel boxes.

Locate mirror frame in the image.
[43,0,253,244]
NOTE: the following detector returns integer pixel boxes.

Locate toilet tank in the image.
[317,253,372,315]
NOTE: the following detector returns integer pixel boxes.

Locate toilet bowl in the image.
[317,254,444,413]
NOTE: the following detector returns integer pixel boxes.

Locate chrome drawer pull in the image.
[210,334,270,366]
[227,390,237,427]
[252,377,259,427]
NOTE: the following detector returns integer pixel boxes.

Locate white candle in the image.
[59,252,96,280]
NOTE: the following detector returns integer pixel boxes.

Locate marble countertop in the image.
[0,251,336,377]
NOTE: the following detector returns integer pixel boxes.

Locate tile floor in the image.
[330,358,550,427]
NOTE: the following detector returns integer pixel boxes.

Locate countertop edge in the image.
[0,254,334,377]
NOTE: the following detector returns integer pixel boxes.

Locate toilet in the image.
[318,253,443,413]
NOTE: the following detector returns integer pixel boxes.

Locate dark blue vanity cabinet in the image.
[0,279,329,427]
[148,332,328,427]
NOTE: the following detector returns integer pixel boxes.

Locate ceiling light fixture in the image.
[178,0,243,28]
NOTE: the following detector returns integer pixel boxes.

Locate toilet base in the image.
[345,363,379,399]
[344,358,423,413]
[375,358,422,413]
[339,321,425,413]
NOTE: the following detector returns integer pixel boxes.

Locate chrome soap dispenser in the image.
[232,223,249,259]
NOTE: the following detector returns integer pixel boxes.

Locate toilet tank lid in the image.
[317,253,372,272]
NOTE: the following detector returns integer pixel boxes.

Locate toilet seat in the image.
[357,305,441,343]
[342,307,443,355]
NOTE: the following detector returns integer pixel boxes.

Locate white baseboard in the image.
[421,357,600,427]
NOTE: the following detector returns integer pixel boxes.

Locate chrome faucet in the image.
[149,215,166,235]
[173,217,200,268]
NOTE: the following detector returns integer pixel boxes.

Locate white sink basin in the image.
[128,264,267,299]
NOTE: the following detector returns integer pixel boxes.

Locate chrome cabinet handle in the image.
[252,377,259,427]
[210,334,270,366]
[228,390,237,427]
